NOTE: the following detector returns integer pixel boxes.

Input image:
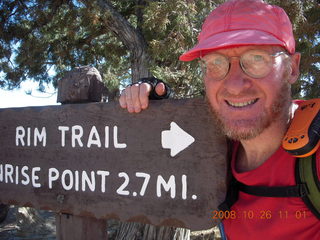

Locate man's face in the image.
[203,46,296,140]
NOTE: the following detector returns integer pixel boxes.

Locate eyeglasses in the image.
[200,50,286,81]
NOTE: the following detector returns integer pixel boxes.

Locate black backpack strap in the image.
[237,181,308,197]
[218,176,240,211]
[296,154,320,219]
[218,140,238,211]
[218,176,308,212]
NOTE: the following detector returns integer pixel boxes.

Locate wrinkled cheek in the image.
[207,98,223,122]
[205,90,220,112]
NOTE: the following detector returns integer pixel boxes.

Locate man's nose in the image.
[223,60,251,95]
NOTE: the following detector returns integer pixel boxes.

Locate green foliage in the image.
[267,0,320,99]
[0,0,319,99]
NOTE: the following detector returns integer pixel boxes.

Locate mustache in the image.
[219,89,259,99]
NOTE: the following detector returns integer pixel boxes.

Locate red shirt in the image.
[223,142,320,240]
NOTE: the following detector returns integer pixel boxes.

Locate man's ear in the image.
[287,52,301,84]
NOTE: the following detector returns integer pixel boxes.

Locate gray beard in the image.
[207,82,292,141]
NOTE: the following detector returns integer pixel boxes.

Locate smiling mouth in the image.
[226,98,259,108]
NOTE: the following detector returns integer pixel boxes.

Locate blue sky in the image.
[0,80,58,108]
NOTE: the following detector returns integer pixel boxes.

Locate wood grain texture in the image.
[0,98,227,231]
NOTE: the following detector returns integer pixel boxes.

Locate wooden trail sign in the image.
[0,98,227,231]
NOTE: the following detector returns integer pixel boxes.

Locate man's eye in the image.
[253,55,264,62]
[213,58,224,65]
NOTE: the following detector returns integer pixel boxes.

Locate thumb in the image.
[155,82,166,96]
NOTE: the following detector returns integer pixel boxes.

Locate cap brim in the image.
[179,30,285,61]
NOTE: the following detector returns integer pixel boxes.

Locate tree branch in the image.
[84,0,151,82]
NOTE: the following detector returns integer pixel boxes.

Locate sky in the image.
[0,80,59,109]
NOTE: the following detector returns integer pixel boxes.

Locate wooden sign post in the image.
[0,99,227,238]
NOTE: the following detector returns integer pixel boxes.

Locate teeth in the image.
[227,99,257,108]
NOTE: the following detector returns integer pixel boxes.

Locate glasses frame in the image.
[200,50,287,81]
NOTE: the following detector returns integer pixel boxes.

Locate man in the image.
[119,0,320,239]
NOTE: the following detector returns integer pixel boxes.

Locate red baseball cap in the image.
[179,0,295,61]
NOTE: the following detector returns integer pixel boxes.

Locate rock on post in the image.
[57,66,108,104]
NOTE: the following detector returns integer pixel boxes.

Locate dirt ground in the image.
[0,206,56,240]
[0,206,220,240]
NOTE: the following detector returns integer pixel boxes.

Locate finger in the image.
[130,84,142,113]
[125,87,135,113]
[119,90,127,109]
[139,83,152,109]
[155,82,166,96]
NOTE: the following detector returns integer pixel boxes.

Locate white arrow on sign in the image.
[161,122,195,157]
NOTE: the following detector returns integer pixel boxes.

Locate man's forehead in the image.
[205,45,285,56]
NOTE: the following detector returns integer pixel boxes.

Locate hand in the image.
[119,82,166,113]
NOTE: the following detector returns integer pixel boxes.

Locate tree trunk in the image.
[80,2,189,237]
[113,221,191,240]
[58,3,189,239]
[93,0,152,83]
